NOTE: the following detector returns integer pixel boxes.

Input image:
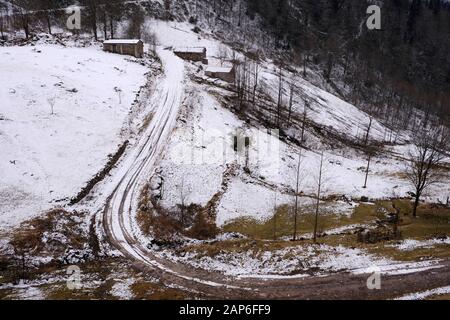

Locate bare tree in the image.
[85,0,99,40]
[16,7,30,39]
[142,28,158,55]
[177,178,189,226]
[36,0,56,35]
[114,87,122,104]
[287,81,294,126]
[252,53,260,103]
[406,127,448,218]
[0,8,5,40]
[363,152,372,189]
[313,152,324,243]
[273,192,278,241]
[47,97,56,115]
[126,6,145,39]
[163,0,172,21]
[276,65,283,128]
[392,203,401,237]
[300,102,308,145]
[363,117,373,146]
[292,150,303,241]
[217,44,229,66]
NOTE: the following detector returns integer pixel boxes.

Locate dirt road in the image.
[97,48,450,300]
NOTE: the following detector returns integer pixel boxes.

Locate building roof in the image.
[205,66,234,73]
[103,39,142,45]
[173,47,206,54]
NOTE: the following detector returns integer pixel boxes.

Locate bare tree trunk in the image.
[288,83,294,126]
[392,204,400,237]
[252,60,259,103]
[303,54,307,78]
[21,12,30,39]
[412,194,420,218]
[89,1,98,41]
[110,16,114,39]
[45,13,52,35]
[293,150,302,241]
[301,103,308,145]
[313,152,324,243]
[103,10,108,40]
[364,117,373,146]
[277,66,283,128]
[0,11,4,39]
[273,192,277,241]
[363,153,372,188]
[406,127,448,218]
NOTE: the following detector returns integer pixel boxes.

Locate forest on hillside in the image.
[2,0,449,130]
[244,0,450,128]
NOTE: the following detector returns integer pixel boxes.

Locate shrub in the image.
[357,226,401,244]
[189,212,218,240]
[152,210,182,244]
[188,16,198,24]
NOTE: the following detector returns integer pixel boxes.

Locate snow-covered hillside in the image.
[146,21,450,226]
[0,44,147,229]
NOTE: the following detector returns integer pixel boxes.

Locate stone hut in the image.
[103,39,144,58]
[205,66,236,83]
[173,47,208,64]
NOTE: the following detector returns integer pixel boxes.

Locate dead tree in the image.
[406,127,448,218]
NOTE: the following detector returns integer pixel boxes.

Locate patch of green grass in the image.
[400,206,450,239]
[428,293,450,300]
[46,284,97,300]
[0,288,13,300]
[130,281,187,300]
[369,243,450,262]
[183,238,301,258]
[221,200,450,263]
[223,202,380,240]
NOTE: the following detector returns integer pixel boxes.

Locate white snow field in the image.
[0,44,147,230]
[395,285,450,300]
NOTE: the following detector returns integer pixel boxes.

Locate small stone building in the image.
[173,47,208,64]
[103,39,144,58]
[205,66,236,83]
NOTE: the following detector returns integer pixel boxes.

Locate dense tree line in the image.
[244,0,450,128]
[2,0,449,129]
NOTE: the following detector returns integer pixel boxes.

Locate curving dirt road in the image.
[98,48,450,300]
